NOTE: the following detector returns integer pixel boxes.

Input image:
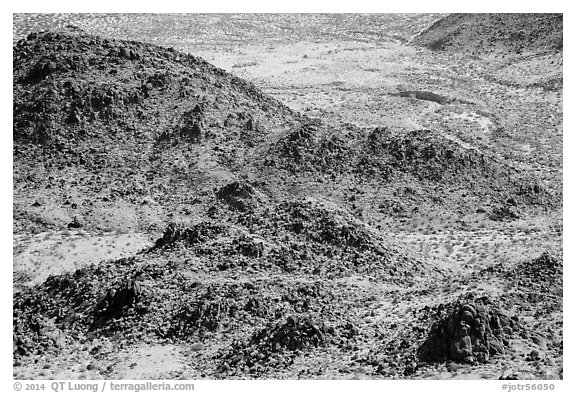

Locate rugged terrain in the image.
[13,14,562,380]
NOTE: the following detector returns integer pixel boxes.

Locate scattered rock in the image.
[217,315,334,376]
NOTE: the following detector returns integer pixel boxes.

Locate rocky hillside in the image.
[13,27,563,379]
[13,29,559,236]
[13,29,300,234]
[411,13,562,55]
[13,195,446,358]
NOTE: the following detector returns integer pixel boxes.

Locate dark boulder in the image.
[151,222,225,249]
[67,216,83,229]
[234,234,265,258]
[93,280,142,324]
[489,205,520,221]
[419,297,520,364]
[216,181,257,212]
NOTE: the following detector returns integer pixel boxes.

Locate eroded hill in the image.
[411,13,562,56]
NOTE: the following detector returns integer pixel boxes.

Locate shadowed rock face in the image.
[418,297,521,364]
[92,280,142,327]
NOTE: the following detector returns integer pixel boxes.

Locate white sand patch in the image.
[13,231,153,289]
